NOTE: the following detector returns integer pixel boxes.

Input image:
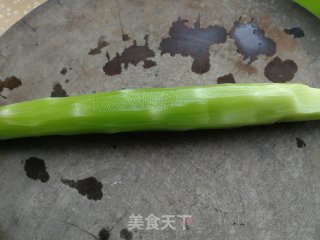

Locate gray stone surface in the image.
[0,0,320,239]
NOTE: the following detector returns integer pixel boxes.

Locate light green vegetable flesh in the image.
[295,0,320,18]
[1,83,320,139]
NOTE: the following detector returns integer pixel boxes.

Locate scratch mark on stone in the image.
[118,11,130,41]
[22,20,36,32]
[109,208,129,232]
[55,219,98,240]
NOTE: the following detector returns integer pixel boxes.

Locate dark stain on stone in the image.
[264,57,298,83]
[217,74,235,84]
[89,36,109,55]
[120,228,132,240]
[99,228,110,240]
[296,137,306,148]
[0,76,22,93]
[234,60,257,75]
[24,157,50,183]
[61,177,103,201]
[143,59,157,69]
[60,67,67,75]
[65,79,70,83]
[284,27,304,38]
[185,224,191,230]
[233,221,246,226]
[51,83,68,97]
[159,16,227,74]
[229,18,276,63]
[122,34,130,42]
[103,35,156,76]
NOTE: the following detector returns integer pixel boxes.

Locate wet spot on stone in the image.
[51,83,68,97]
[0,76,22,93]
[60,67,67,75]
[296,137,306,148]
[234,60,257,75]
[120,228,132,240]
[229,18,276,63]
[103,35,156,76]
[217,74,235,84]
[24,157,50,183]
[61,177,103,201]
[264,57,298,83]
[99,228,110,240]
[284,27,304,38]
[89,36,109,55]
[159,16,227,74]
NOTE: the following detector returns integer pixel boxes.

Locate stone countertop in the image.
[0,0,46,35]
[0,1,320,239]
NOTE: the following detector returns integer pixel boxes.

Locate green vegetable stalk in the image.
[1,83,320,139]
[295,0,320,18]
